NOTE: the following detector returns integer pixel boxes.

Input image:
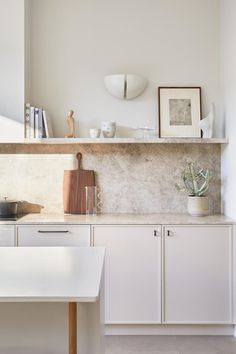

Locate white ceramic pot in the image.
[187,196,209,217]
[89,128,101,138]
[101,121,116,138]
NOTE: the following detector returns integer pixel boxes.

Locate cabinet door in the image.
[163,225,232,324]
[0,225,15,246]
[17,225,90,246]
[93,225,161,324]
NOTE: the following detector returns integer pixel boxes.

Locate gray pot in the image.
[0,197,18,217]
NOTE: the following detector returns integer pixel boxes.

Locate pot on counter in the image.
[0,197,18,217]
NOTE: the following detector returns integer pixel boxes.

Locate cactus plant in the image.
[176,162,211,197]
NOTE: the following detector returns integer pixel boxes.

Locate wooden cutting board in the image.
[63,153,96,214]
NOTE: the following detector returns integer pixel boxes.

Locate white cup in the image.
[101,121,116,138]
[89,128,101,138]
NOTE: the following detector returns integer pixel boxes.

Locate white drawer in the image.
[17,225,90,246]
[0,225,15,246]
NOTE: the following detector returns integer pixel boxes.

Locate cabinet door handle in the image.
[37,230,69,234]
[166,230,174,237]
[154,230,160,237]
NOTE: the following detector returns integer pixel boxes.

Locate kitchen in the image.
[0,0,236,353]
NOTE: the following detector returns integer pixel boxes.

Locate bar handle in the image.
[37,230,69,234]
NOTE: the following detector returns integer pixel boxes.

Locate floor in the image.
[105,336,236,354]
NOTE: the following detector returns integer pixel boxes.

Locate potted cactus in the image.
[176,162,211,216]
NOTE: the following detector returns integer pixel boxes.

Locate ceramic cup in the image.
[101,121,116,138]
[89,128,101,138]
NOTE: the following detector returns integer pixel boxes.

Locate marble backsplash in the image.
[0,144,221,214]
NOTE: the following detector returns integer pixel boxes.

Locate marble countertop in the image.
[0,220,17,225]
[16,213,235,225]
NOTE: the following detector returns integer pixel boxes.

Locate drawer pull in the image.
[167,230,174,237]
[154,230,160,237]
[37,230,69,234]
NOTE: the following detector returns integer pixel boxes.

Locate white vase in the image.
[187,196,209,217]
[101,121,116,138]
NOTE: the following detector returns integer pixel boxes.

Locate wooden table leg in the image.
[69,302,77,354]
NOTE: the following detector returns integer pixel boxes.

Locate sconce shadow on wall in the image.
[104,74,148,100]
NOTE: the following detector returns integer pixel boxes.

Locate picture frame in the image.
[158,87,202,138]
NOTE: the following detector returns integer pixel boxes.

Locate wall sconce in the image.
[104,74,147,100]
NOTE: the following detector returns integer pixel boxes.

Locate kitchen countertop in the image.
[0,220,18,225]
[15,213,235,225]
[0,216,25,225]
[0,215,27,225]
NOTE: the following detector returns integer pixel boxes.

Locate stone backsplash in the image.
[0,144,221,214]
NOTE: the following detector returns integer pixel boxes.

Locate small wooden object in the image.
[65,110,76,138]
[63,153,96,214]
[69,302,77,354]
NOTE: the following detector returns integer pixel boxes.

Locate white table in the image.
[0,247,105,354]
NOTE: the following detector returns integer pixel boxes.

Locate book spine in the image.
[42,117,47,138]
[34,108,39,138]
[43,110,53,138]
[25,103,31,139]
[43,110,49,138]
[29,106,35,139]
[38,108,44,138]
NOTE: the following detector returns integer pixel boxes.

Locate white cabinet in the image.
[16,222,233,326]
[0,225,15,246]
[93,225,162,324]
[94,224,232,325]
[17,225,90,246]
[163,225,232,324]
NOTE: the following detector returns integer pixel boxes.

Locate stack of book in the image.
[25,103,53,139]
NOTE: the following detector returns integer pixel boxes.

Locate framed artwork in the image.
[158,87,202,138]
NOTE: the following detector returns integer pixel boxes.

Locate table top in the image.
[0,247,105,302]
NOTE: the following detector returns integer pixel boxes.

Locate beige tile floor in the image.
[105,336,236,354]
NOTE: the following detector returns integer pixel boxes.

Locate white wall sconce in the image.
[104,74,147,100]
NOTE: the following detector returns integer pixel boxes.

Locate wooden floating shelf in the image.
[22,137,229,145]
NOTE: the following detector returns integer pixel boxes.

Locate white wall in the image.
[24,0,31,103]
[0,0,25,122]
[0,0,25,141]
[220,0,236,218]
[29,0,221,138]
